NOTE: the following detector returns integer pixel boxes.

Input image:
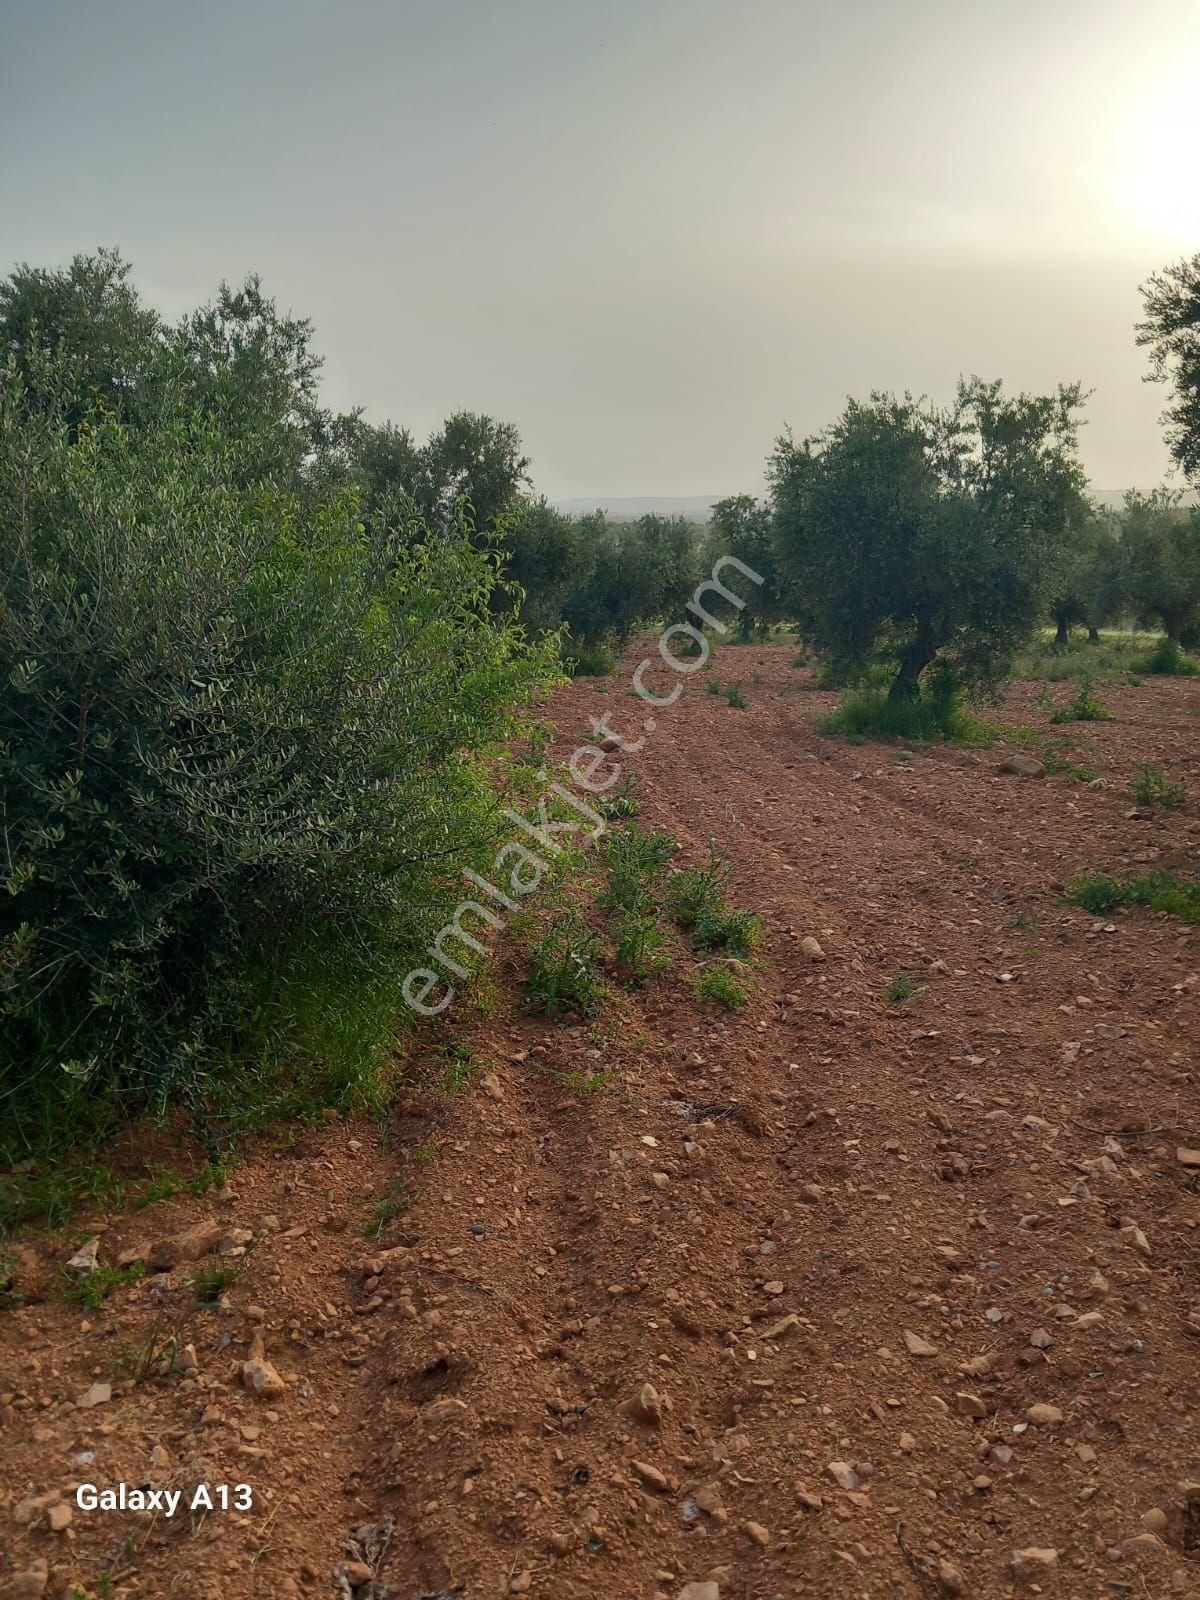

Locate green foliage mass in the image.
[768,378,1090,699]
[1138,253,1200,489]
[701,495,783,637]
[561,511,702,647]
[1116,489,1200,643]
[0,252,555,1154]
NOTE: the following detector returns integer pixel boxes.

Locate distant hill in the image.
[553,488,1180,522]
[552,495,730,522]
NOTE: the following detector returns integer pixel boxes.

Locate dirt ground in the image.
[3,642,1200,1600]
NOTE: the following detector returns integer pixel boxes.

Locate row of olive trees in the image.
[0,251,558,1150]
[1049,491,1200,646]
[694,250,1200,697]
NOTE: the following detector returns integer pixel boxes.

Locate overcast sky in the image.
[2,0,1197,500]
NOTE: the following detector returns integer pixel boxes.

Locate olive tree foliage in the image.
[561,513,701,646]
[701,496,784,637]
[1049,511,1124,644]
[332,410,531,542]
[1118,488,1200,641]
[0,248,161,431]
[0,255,555,1147]
[769,378,1090,698]
[1137,254,1200,490]
[499,496,594,633]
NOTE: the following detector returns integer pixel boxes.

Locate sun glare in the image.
[1116,52,1200,244]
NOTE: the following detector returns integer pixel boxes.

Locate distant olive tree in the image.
[769,378,1089,699]
[561,512,700,647]
[702,495,783,637]
[1118,488,1200,641]
[1049,511,1124,645]
[499,495,594,633]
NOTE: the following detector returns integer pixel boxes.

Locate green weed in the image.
[1131,637,1200,677]
[1131,763,1187,809]
[566,641,616,677]
[818,681,995,745]
[1050,677,1109,724]
[1066,871,1200,924]
[694,965,749,1010]
[364,1180,411,1241]
[67,1261,146,1311]
[612,913,672,984]
[523,911,606,1019]
[191,1262,239,1306]
[886,974,920,1003]
[597,825,677,915]
[439,1045,483,1095]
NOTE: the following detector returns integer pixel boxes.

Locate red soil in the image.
[3,644,1199,1600]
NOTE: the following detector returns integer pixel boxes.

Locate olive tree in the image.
[769,378,1089,699]
[1137,254,1200,489]
[1118,488,1200,641]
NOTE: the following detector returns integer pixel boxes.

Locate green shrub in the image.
[598,778,640,820]
[1131,763,1187,809]
[1050,676,1109,723]
[1132,637,1200,676]
[693,905,760,957]
[725,681,747,708]
[665,859,729,932]
[565,639,615,677]
[523,911,606,1018]
[665,856,759,956]
[0,352,554,1156]
[693,964,748,1010]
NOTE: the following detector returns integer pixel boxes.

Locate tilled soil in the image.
[2,644,1199,1600]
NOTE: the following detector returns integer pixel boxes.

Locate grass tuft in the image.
[694,965,749,1010]
[1050,676,1109,724]
[1066,871,1200,924]
[1131,763,1187,810]
[523,910,606,1018]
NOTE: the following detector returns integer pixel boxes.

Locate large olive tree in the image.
[769,378,1089,699]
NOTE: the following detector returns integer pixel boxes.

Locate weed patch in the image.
[694,964,749,1010]
[818,684,995,745]
[1066,872,1200,924]
[523,911,606,1018]
[1050,677,1109,724]
[612,913,672,984]
[598,825,677,915]
[66,1261,146,1311]
[1131,763,1187,809]
[1131,638,1200,677]
[191,1262,239,1306]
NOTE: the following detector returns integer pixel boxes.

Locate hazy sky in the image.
[2,0,1197,499]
